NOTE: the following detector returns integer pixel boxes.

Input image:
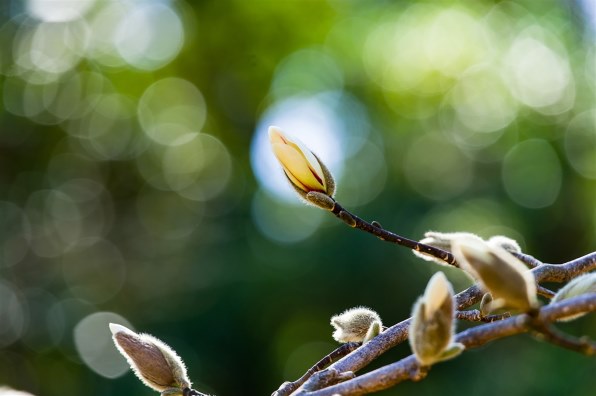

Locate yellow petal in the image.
[272,143,325,192]
[268,126,286,145]
[287,137,326,190]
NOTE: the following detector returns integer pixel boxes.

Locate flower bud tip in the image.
[109,323,132,336]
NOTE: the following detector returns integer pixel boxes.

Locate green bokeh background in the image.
[0,1,595,395]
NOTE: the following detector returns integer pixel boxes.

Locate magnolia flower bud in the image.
[487,235,522,253]
[551,273,596,321]
[409,272,463,366]
[0,387,37,396]
[268,126,335,200]
[480,293,493,316]
[412,231,483,266]
[110,323,190,394]
[331,307,382,343]
[451,237,538,312]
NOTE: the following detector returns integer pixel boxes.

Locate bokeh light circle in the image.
[60,238,126,304]
[270,47,344,100]
[251,191,325,244]
[403,133,473,201]
[164,133,233,202]
[138,77,207,146]
[504,29,572,111]
[502,139,562,208]
[0,201,28,269]
[73,311,133,378]
[26,0,96,22]
[450,65,518,134]
[114,3,184,71]
[565,110,596,180]
[0,280,26,347]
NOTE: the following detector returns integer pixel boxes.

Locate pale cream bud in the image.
[551,273,596,321]
[110,323,190,393]
[409,272,461,366]
[331,307,382,343]
[362,320,383,344]
[412,231,483,266]
[269,126,335,199]
[480,293,493,316]
[0,387,37,396]
[487,235,521,253]
[451,237,538,312]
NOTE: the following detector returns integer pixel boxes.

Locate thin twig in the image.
[537,285,556,299]
[512,252,542,268]
[330,200,457,267]
[530,319,595,355]
[297,294,596,396]
[272,343,359,396]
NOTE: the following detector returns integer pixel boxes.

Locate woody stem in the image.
[330,200,457,267]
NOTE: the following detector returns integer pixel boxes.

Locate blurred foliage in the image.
[0,0,595,395]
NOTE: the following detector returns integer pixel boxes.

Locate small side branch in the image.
[330,201,457,267]
[456,310,511,323]
[537,285,556,299]
[512,252,543,268]
[530,320,595,355]
[272,343,359,396]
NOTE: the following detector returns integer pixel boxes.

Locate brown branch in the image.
[533,252,596,283]
[278,251,596,395]
[511,252,542,268]
[529,319,594,355]
[277,203,596,395]
[297,294,596,396]
[330,201,457,267]
[272,343,359,396]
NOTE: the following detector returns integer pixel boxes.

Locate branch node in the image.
[301,368,355,392]
[409,365,429,382]
[339,211,357,227]
[371,220,383,229]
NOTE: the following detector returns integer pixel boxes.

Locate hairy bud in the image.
[487,235,521,253]
[110,323,190,394]
[451,237,538,312]
[269,126,335,200]
[331,307,383,343]
[363,320,383,344]
[409,272,463,366]
[0,387,37,396]
[551,273,596,321]
[412,231,483,266]
[305,191,335,211]
[480,293,494,316]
